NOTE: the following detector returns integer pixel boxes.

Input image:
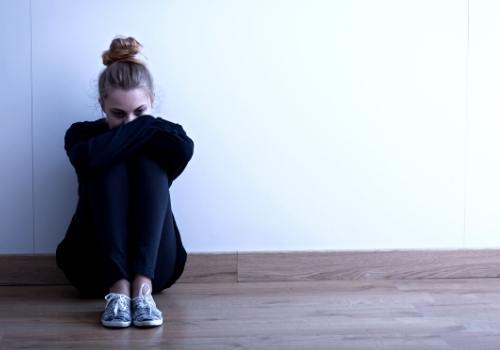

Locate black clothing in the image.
[55,115,194,298]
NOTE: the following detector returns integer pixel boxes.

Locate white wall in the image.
[1,0,498,254]
[466,0,500,246]
[0,0,33,253]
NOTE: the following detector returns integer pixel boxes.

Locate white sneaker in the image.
[100,293,132,328]
[131,283,163,327]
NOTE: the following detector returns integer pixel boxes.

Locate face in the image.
[100,88,153,129]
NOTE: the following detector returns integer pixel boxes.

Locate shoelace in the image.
[104,293,130,317]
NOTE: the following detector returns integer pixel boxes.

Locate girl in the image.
[55,36,194,328]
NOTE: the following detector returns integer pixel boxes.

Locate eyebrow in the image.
[110,105,146,112]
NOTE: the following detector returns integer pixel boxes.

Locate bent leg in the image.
[127,157,182,292]
[152,212,188,292]
[87,163,131,289]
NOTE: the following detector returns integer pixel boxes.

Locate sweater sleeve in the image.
[137,117,195,184]
[64,115,159,175]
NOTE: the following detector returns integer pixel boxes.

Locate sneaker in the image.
[132,283,163,327]
[100,293,132,328]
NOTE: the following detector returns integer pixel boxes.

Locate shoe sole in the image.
[101,320,132,328]
[133,319,163,327]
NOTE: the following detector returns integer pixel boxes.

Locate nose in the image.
[124,114,138,124]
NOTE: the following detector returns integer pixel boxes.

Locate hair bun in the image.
[102,36,143,66]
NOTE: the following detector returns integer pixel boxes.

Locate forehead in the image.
[106,88,151,109]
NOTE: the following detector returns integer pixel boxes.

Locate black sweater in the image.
[65,114,194,186]
[59,114,194,247]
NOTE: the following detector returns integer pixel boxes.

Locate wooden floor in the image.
[2,278,500,349]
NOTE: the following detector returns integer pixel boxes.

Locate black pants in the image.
[56,157,187,298]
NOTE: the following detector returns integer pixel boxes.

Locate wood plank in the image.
[0,254,67,285]
[0,253,237,285]
[179,252,237,283]
[238,249,500,282]
[2,249,500,285]
[4,279,500,349]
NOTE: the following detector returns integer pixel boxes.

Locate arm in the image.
[64,115,159,175]
[137,117,195,184]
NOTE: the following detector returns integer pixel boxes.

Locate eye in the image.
[135,109,145,116]
[113,112,125,118]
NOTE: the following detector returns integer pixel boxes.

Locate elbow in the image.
[183,137,194,164]
[167,138,194,184]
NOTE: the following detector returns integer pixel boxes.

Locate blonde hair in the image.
[98,36,154,103]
